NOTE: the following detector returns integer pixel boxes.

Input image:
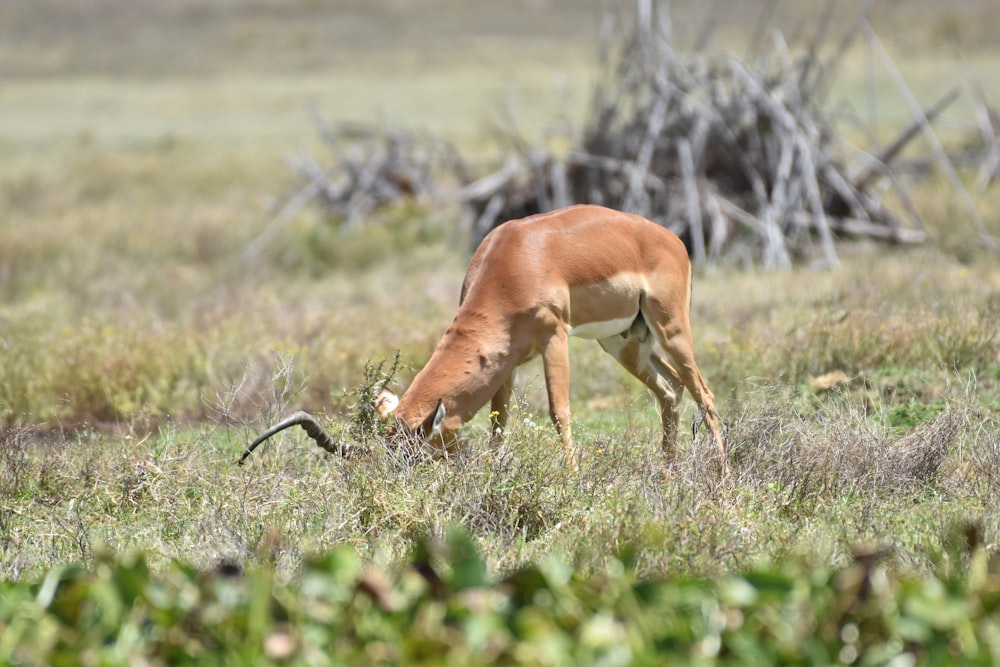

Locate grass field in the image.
[2,2,1000,660]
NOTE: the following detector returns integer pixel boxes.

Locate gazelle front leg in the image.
[489,373,515,446]
[540,327,577,470]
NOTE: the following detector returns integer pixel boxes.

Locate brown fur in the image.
[387,204,728,478]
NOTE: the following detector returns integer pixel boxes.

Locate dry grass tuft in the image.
[884,408,967,483]
[725,386,970,503]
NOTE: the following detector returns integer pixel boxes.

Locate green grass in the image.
[1,0,1000,661]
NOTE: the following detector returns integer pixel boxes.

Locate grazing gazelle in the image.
[240,204,727,478]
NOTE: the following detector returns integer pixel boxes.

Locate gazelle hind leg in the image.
[642,296,729,480]
[664,344,725,476]
[645,355,685,463]
[597,328,684,464]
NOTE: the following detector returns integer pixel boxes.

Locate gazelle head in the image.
[374,388,462,453]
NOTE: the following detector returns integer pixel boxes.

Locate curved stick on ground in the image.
[238,411,353,465]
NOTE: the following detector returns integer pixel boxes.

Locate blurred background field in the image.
[1,0,999,592]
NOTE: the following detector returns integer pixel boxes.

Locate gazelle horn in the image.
[238,411,355,465]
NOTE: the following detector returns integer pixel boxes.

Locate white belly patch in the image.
[569,315,635,340]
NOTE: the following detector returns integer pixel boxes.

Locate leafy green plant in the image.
[349,351,404,443]
[3,530,999,666]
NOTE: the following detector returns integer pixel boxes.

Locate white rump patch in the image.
[569,316,635,340]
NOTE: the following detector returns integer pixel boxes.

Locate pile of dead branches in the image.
[243,120,464,262]
[972,98,1000,191]
[462,3,939,268]
[252,1,997,268]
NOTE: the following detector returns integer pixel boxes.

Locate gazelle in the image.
[240,205,728,478]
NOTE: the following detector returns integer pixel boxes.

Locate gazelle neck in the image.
[396,305,522,431]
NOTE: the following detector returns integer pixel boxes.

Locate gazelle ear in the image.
[374,389,399,420]
[430,399,446,436]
